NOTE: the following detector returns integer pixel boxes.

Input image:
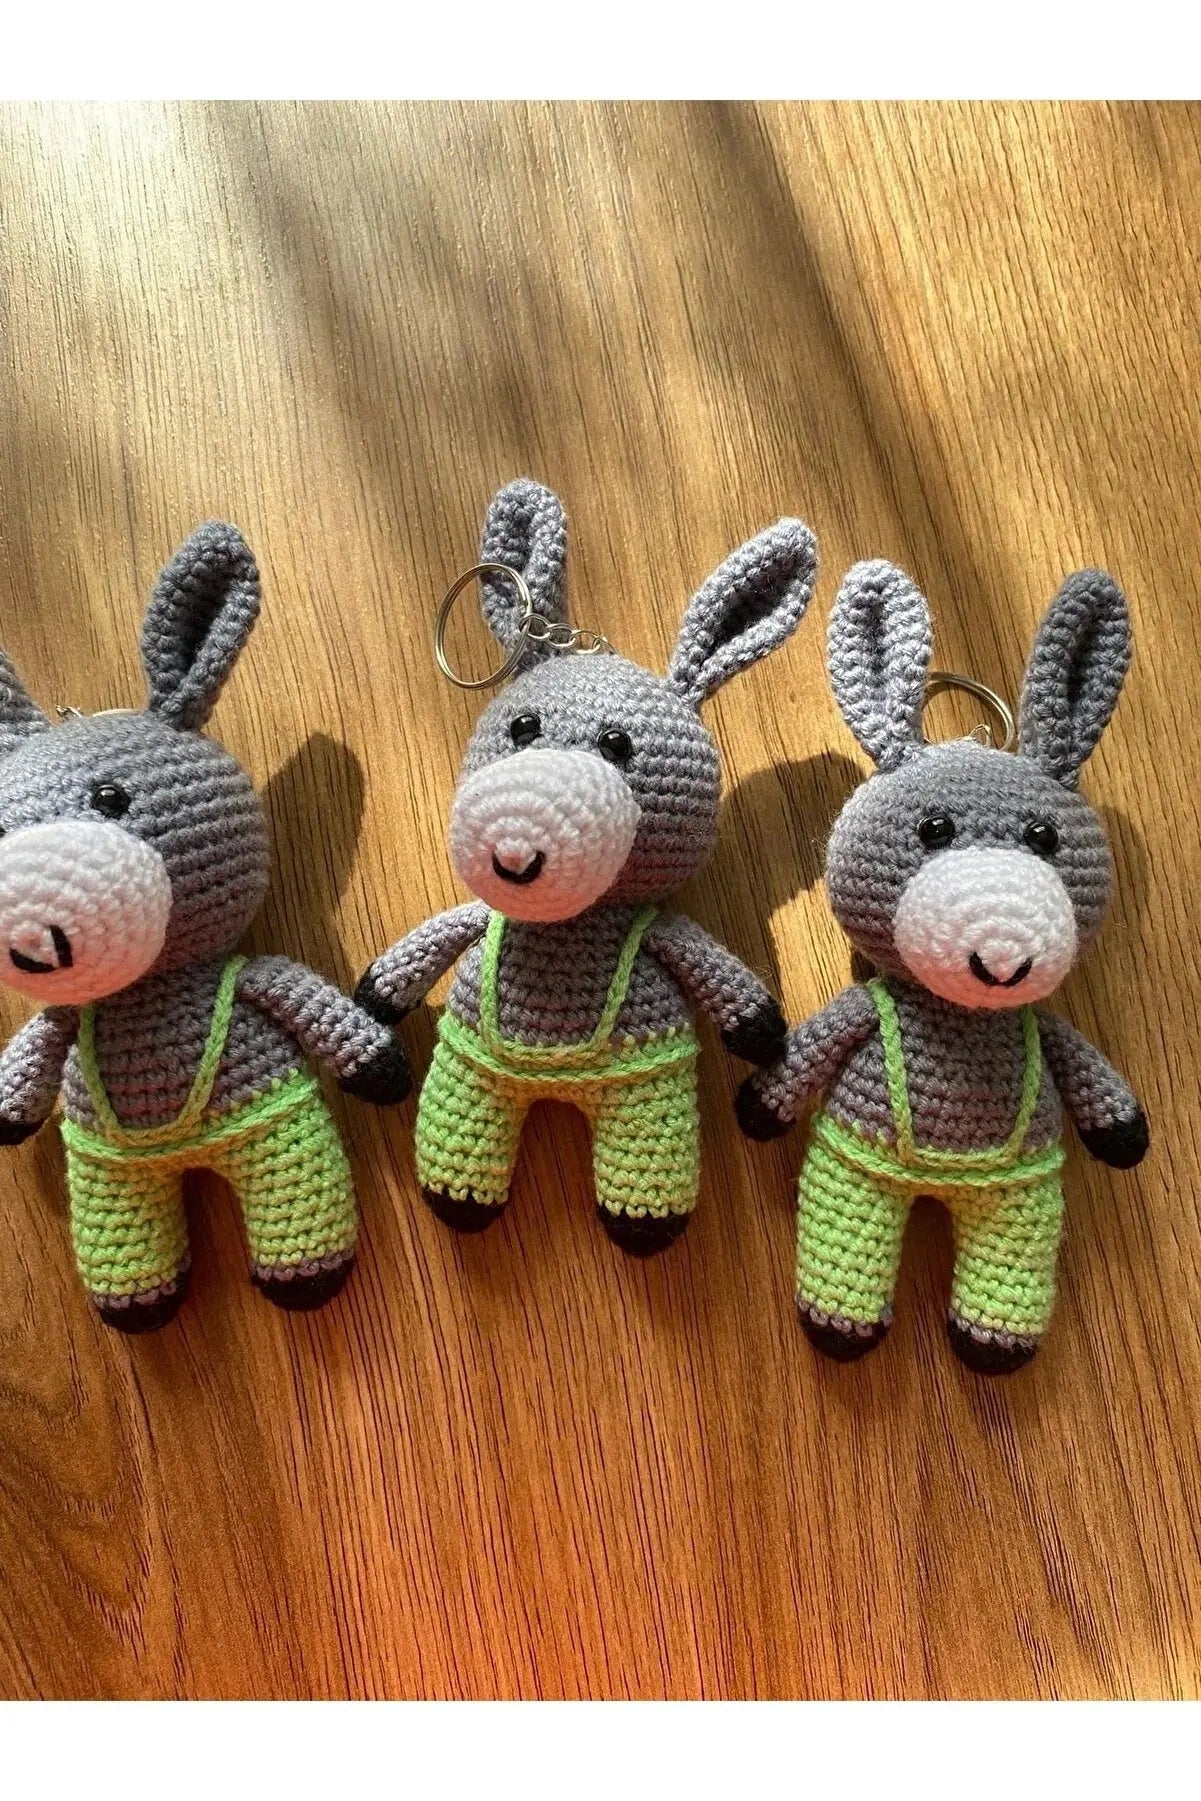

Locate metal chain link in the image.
[435,561,617,689]
[523,613,616,656]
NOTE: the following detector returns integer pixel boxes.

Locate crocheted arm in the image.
[736,985,879,1141]
[641,913,786,1064]
[1037,1010,1149,1168]
[0,1008,77,1144]
[355,902,491,1024]
[236,958,411,1106]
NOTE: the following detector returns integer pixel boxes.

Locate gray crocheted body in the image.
[0,523,409,1333]
[360,477,819,1251]
[741,556,1148,1374]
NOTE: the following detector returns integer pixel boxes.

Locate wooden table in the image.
[0,101,1196,1700]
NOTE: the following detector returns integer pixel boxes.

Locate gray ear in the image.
[140,522,260,730]
[478,478,568,666]
[827,559,933,771]
[667,518,817,709]
[1018,568,1131,787]
[0,651,50,758]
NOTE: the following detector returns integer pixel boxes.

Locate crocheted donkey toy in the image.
[358,478,817,1253]
[0,523,409,1332]
[738,559,1148,1373]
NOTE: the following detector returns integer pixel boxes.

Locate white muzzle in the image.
[894,845,1077,1008]
[449,748,641,921]
[0,820,173,1004]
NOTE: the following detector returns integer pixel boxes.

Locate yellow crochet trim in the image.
[438,1007,696,1085]
[61,1069,321,1167]
[811,1108,1066,1192]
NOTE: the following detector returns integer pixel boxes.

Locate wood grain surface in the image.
[0,100,1196,1700]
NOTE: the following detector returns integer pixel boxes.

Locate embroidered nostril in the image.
[9,926,72,974]
[969,951,1033,989]
[10,946,53,975]
[491,851,545,886]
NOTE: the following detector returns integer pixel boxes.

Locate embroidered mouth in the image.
[491,851,545,886]
[969,951,1033,989]
[10,925,74,975]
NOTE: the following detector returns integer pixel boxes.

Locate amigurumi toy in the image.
[357,478,818,1254]
[0,523,410,1331]
[737,558,1148,1373]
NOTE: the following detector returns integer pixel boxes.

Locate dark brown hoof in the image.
[339,1033,412,1106]
[798,1298,890,1363]
[598,1206,692,1257]
[422,1186,508,1234]
[735,1076,791,1141]
[948,1315,1040,1375]
[93,1266,191,1334]
[253,1251,354,1312]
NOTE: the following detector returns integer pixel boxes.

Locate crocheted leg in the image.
[946,1172,1064,1375]
[221,1090,358,1311]
[590,1060,700,1257]
[65,1145,191,1333]
[795,1133,909,1361]
[416,1034,524,1231]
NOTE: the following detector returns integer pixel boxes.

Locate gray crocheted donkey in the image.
[738,558,1148,1374]
[0,523,409,1332]
[358,478,817,1253]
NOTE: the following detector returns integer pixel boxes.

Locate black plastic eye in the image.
[509,712,541,748]
[596,728,633,766]
[917,814,956,850]
[91,782,131,819]
[1024,818,1060,856]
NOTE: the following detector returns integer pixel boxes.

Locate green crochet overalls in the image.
[797,979,1066,1339]
[62,957,357,1301]
[417,905,700,1220]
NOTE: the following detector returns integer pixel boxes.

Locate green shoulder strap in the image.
[77,955,248,1142]
[593,905,659,1043]
[866,977,1043,1161]
[866,978,915,1154]
[1009,1007,1044,1157]
[479,906,659,1050]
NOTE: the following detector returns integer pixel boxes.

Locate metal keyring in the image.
[923,670,1016,751]
[434,562,534,691]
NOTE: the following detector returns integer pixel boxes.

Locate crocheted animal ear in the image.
[478,478,568,667]
[0,651,50,758]
[140,521,261,731]
[667,518,817,709]
[827,559,933,771]
[1018,569,1132,789]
